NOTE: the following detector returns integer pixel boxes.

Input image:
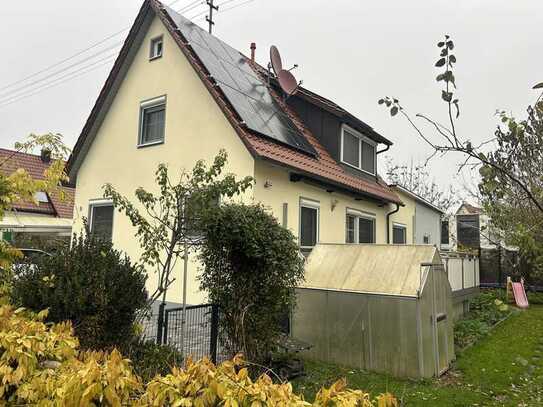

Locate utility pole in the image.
[206,0,219,34]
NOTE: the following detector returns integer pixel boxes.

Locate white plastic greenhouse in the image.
[292,244,455,378]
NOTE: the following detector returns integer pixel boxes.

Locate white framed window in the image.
[89,199,114,242]
[392,223,407,244]
[423,234,430,244]
[139,96,166,147]
[149,35,163,60]
[345,208,376,244]
[299,198,319,252]
[340,125,377,175]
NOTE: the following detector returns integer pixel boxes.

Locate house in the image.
[450,202,502,250]
[389,184,445,247]
[447,202,517,285]
[0,148,74,247]
[67,0,422,305]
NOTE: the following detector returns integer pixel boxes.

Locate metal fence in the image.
[163,304,219,363]
[141,304,220,363]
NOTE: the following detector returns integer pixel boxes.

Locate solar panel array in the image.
[163,6,316,156]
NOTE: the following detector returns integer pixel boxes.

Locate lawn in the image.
[292,306,543,406]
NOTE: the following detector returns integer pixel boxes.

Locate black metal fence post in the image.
[210,304,219,364]
[156,302,166,345]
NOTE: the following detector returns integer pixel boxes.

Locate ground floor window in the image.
[300,199,319,253]
[89,201,114,241]
[392,223,407,244]
[346,209,376,244]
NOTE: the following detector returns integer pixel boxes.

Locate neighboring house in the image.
[389,185,445,247]
[0,148,74,245]
[451,202,504,250]
[67,0,421,305]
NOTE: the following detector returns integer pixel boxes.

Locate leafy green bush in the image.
[10,232,147,350]
[199,203,305,364]
[526,290,543,305]
[454,290,512,349]
[122,339,183,383]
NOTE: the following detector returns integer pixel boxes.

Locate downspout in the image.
[375,145,391,182]
[376,144,390,155]
[386,203,401,244]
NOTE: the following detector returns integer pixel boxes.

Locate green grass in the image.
[292,306,543,406]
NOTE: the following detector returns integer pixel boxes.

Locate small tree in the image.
[11,231,147,349]
[378,35,543,278]
[385,157,458,213]
[103,150,253,307]
[198,203,305,363]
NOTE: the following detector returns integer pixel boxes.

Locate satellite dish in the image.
[269,45,300,97]
[270,45,283,74]
[277,70,298,96]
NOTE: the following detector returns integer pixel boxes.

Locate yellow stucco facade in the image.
[72,16,255,304]
[73,14,417,305]
[253,161,415,246]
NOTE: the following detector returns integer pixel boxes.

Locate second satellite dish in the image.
[269,45,300,97]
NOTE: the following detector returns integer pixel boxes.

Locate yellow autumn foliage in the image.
[0,302,396,406]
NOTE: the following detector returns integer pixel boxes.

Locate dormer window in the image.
[149,36,163,60]
[340,125,376,175]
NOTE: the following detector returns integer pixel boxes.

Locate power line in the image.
[0,0,252,109]
[0,57,117,109]
[220,0,256,13]
[0,0,197,93]
[0,52,119,105]
[0,42,122,99]
[0,28,127,94]
[177,0,205,13]
[190,0,255,21]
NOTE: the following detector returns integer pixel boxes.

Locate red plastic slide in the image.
[510,280,529,309]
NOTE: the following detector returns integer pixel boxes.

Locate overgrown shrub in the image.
[0,301,397,406]
[122,339,183,383]
[198,203,305,364]
[454,290,513,349]
[10,232,147,349]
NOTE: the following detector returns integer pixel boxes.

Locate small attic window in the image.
[149,36,163,60]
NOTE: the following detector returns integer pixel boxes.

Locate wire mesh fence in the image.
[141,303,224,364]
[163,304,219,363]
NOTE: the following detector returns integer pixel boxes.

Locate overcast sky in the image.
[1,0,541,197]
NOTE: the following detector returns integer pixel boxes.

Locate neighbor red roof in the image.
[0,148,74,219]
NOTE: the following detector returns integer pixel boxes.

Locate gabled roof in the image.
[390,184,445,214]
[67,0,401,205]
[456,202,482,215]
[0,148,74,219]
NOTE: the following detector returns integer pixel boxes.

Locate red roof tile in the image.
[0,148,74,219]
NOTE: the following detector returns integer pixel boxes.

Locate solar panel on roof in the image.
[163,6,317,157]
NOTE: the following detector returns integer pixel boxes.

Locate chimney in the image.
[40,148,51,163]
[250,42,256,62]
